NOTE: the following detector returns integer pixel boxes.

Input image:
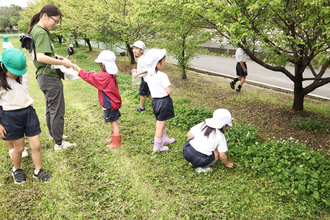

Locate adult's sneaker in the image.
[9,147,29,158]
[12,168,26,184]
[33,168,52,181]
[196,167,213,173]
[54,141,77,151]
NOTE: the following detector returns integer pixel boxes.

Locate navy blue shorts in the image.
[139,79,151,96]
[152,95,174,121]
[236,62,248,77]
[2,106,41,140]
[104,109,121,123]
[67,47,74,55]
[182,139,216,168]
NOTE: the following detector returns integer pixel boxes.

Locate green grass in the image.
[0,40,330,219]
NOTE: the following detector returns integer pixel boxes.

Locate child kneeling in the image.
[0,48,51,184]
[183,109,234,173]
[73,50,122,149]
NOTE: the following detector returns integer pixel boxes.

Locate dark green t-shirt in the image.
[31,24,59,78]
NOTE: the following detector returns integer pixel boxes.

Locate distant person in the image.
[73,50,122,149]
[132,41,152,112]
[183,109,234,173]
[0,48,51,184]
[66,43,76,62]
[144,49,175,152]
[2,36,13,50]
[28,4,76,150]
[230,47,248,92]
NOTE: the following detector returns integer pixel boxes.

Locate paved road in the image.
[167,55,330,100]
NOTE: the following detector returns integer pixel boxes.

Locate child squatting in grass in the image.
[73,50,122,149]
[0,48,52,184]
[144,49,175,152]
[183,108,234,173]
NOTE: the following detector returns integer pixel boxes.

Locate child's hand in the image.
[226,162,234,168]
[0,125,6,139]
[62,58,74,69]
[72,64,81,72]
[91,70,96,73]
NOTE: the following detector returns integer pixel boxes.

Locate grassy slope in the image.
[0,38,329,219]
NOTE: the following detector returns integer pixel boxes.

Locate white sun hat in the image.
[95,50,118,75]
[144,48,166,76]
[132,40,146,50]
[205,109,232,129]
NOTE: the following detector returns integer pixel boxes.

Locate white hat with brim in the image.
[132,41,146,50]
[205,109,232,129]
[144,49,166,76]
[95,50,118,75]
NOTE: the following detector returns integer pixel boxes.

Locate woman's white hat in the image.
[144,48,166,76]
[95,50,118,75]
[205,109,232,129]
[132,41,146,50]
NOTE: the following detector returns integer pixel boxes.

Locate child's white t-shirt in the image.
[189,122,228,156]
[235,48,247,62]
[145,71,171,98]
[0,74,33,111]
[2,42,13,49]
[137,54,147,80]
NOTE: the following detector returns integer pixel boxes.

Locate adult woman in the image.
[29,4,76,150]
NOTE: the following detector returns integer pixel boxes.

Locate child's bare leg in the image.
[110,121,120,136]
[139,95,145,108]
[239,76,246,86]
[6,141,14,150]
[10,138,24,169]
[147,95,152,100]
[155,120,166,138]
[66,55,70,59]
[27,135,42,170]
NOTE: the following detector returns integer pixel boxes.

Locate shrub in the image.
[169,106,212,131]
[292,116,330,133]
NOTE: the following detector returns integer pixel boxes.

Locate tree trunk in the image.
[84,38,92,51]
[181,35,187,79]
[126,42,136,64]
[292,62,305,111]
[57,35,62,44]
[75,40,79,48]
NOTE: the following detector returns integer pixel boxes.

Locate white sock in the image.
[34,169,40,175]
[12,167,21,172]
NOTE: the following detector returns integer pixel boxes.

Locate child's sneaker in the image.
[9,148,28,158]
[33,169,52,181]
[230,81,235,90]
[12,168,26,184]
[73,59,77,62]
[197,167,213,173]
[136,107,145,112]
[236,87,241,92]
[54,141,77,151]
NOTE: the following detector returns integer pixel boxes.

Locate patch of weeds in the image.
[227,125,330,216]
[75,54,88,60]
[117,73,132,85]
[175,97,191,105]
[169,105,212,131]
[292,116,330,133]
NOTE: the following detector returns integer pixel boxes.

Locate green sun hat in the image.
[3,35,9,42]
[0,48,27,76]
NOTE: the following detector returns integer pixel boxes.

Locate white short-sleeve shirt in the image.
[137,53,148,79]
[2,42,13,49]
[0,74,34,111]
[189,122,228,156]
[145,71,171,98]
[235,48,247,62]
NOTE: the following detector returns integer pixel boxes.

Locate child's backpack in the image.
[20,26,43,61]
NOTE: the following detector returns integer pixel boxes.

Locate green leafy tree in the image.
[138,0,211,79]
[183,0,330,111]
[0,4,23,32]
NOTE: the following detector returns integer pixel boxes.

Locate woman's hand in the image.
[62,58,74,69]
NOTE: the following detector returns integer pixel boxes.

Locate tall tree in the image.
[183,0,330,111]
[139,0,211,79]
[0,4,23,32]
